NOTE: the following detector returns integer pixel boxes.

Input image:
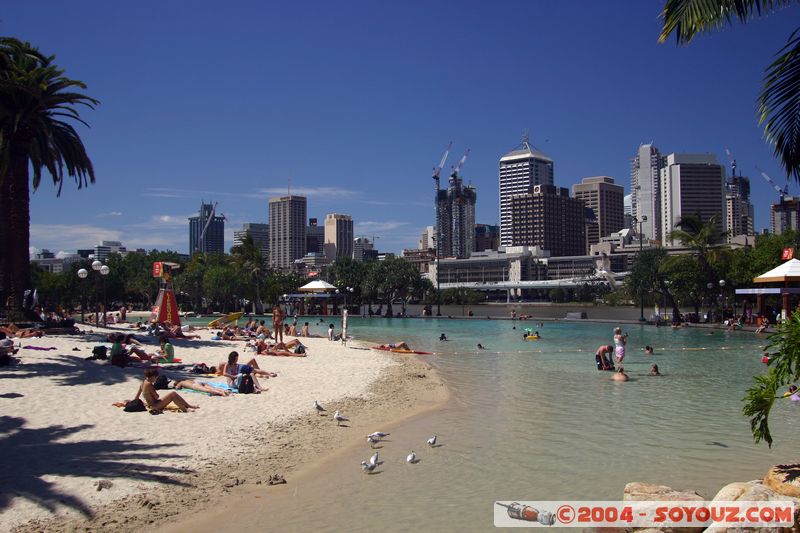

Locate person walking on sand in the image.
[272,305,284,343]
[613,327,628,363]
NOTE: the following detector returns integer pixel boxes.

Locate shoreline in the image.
[11,331,447,533]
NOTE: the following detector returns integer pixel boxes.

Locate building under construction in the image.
[436,168,477,259]
[189,201,225,256]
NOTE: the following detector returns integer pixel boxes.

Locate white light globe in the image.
[91,260,102,271]
[100,265,110,276]
[77,268,88,279]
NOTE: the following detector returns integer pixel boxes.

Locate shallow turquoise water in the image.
[194,316,799,532]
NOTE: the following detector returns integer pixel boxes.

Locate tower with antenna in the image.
[723,147,754,240]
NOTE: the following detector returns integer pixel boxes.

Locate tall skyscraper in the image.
[725,174,755,240]
[572,176,624,246]
[419,226,436,251]
[771,197,800,234]
[306,218,324,254]
[324,213,354,260]
[353,236,375,261]
[189,202,225,256]
[631,144,663,242]
[436,170,477,258]
[660,153,725,247]
[623,193,633,229]
[499,135,554,246]
[268,195,306,268]
[509,184,586,257]
[233,223,269,263]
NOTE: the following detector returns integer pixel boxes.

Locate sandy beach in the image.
[1,322,446,532]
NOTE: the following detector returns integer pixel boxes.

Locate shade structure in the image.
[753,259,800,283]
[298,280,337,293]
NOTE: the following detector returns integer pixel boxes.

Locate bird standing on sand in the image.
[367,435,380,447]
[361,461,377,473]
[427,435,437,446]
[367,431,390,441]
[333,410,348,425]
[314,400,326,413]
[369,451,379,466]
[406,451,416,463]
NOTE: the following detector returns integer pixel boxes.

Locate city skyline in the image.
[9,2,798,256]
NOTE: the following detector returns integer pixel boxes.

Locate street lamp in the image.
[719,279,726,322]
[77,268,88,323]
[707,282,714,322]
[100,264,110,326]
[91,260,102,325]
[633,215,647,321]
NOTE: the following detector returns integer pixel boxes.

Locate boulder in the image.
[707,479,800,533]
[624,482,704,502]
[763,464,800,498]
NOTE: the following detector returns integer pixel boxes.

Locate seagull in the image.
[333,410,348,426]
[361,461,377,473]
[369,451,379,466]
[406,450,417,463]
[427,435,437,447]
[367,431,390,440]
[313,400,326,413]
[367,435,380,448]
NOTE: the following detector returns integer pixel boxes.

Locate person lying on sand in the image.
[134,369,198,412]
[156,322,201,340]
[0,324,43,338]
[167,377,231,396]
[219,351,276,391]
[255,339,306,356]
[378,342,412,351]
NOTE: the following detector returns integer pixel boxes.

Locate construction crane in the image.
[724,146,737,177]
[432,142,453,191]
[756,165,788,203]
[450,148,471,179]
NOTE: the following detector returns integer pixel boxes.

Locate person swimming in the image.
[788,385,800,402]
[649,363,661,376]
[477,343,485,350]
[644,345,654,355]
[439,333,448,341]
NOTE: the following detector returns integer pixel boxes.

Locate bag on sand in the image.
[154,375,170,390]
[91,345,108,360]
[294,344,306,355]
[236,373,255,394]
[123,399,146,412]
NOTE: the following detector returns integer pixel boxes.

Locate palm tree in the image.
[668,214,725,284]
[659,0,800,181]
[0,39,97,317]
[230,234,264,313]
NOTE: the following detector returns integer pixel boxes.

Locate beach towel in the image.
[205,381,238,392]
[23,345,57,350]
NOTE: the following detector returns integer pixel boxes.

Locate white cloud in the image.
[96,211,123,217]
[258,186,360,200]
[354,221,409,233]
[30,224,123,251]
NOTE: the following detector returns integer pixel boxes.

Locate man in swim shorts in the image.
[595,345,615,371]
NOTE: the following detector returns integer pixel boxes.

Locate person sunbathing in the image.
[219,351,276,390]
[256,339,306,356]
[379,342,412,351]
[134,369,198,412]
[169,378,231,396]
[0,324,43,338]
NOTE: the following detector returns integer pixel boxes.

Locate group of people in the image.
[595,327,661,381]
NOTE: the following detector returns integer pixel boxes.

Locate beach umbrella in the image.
[298,280,337,293]
[753,259,800,283]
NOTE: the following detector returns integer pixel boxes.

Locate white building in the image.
[93,240,127,261]
[660,153,725,247]
[499,135,554,247]
[324,213,354,261]
[419,226,436,251]
[631,144,663,242]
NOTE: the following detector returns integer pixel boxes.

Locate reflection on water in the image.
[225,318,797,532]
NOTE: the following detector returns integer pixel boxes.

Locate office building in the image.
[353,237,375,261]
[324,213,354,260]
[772,197,800,234]
[233,223,269,263]
[631,144,664,242]
[189,202,225,256]
[660,153,725,247]
[509,184,586,257]
[474,224,500,252]
[499,135,554,246]
[306,218,324,254]
[623,194,633,229]
[725,175,755,240]
[93,240,127,261]
[436,170,477,258]
[268,195,307,268]
[419,226,436,251]
[572,176,624,247]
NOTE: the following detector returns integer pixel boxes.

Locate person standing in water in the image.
[613,327,628,363]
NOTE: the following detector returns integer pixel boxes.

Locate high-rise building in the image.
[623,193,633,230]
[189,202,225,256]
[725,174,755,241]
[92,240,128,261]
[631,144,664,242]
[353,237,375,261]
[499,135,554,246]
[474,224,500,252]
[306,218,324,254]
[268,195,306,268]
[436,170,477,258]
[324,213,354,260]
[233,223,269,263]
[509,184,586,257]
[772,197,800,234]
[419,226,436,251]
[660,153,725,247]
[572,176,624,247]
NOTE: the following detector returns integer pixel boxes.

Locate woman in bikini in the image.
[134,369,198,412]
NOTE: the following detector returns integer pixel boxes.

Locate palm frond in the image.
[659,0,795,44]
[758,29,800,183]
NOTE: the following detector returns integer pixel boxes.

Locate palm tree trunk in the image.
[3,150,31,319]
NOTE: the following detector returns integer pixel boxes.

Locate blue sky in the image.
[6,1,799,256]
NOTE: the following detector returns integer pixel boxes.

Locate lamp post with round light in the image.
[100,265,110,326]
[719,279,726,322]
[632,215,647,322]
[77,268,88,323]
[706,282,714,322]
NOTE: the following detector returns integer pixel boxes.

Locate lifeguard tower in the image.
[150,262,181,326]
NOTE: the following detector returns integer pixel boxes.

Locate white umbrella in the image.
[753,259,800,283]
[298,280,337,293]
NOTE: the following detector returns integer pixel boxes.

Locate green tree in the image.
[230,234,263,313]
[328,257,368,307]
[367,258,420,317]
[0,39,97,317]
[668,214,725,288]
[659,0,800,181]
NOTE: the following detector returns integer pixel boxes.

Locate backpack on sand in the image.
[237,373,255,394]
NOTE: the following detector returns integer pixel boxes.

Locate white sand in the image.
[0,323,397,531]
